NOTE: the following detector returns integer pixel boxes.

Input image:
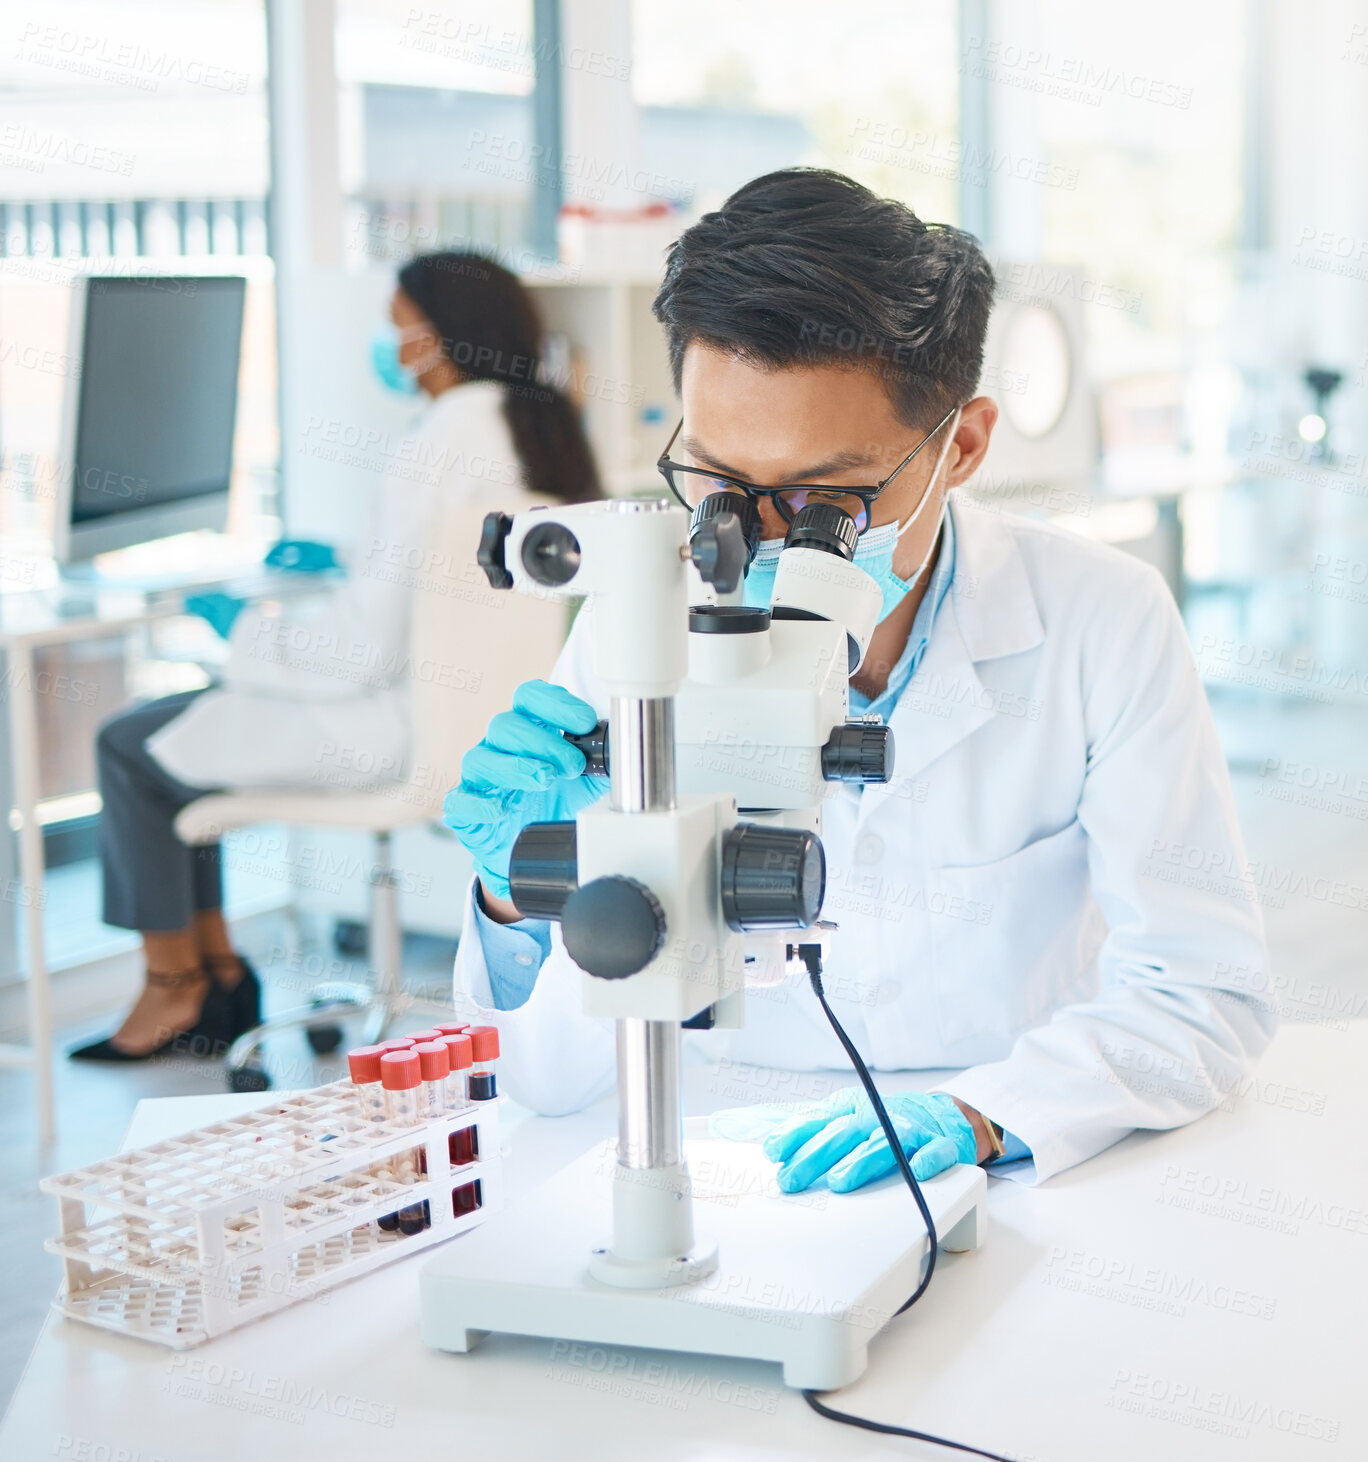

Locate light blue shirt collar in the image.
[848,509,957,724]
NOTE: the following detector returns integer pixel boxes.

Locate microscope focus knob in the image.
[721,825,826,931]
[821,721,896,783]
[688,508,752,595]
[508,821,579,919]
[561,876,667,980]
[476,511,514,589]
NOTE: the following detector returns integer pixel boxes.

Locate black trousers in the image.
[97,691,223,932]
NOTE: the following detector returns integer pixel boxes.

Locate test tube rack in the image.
[40,1080,500,1350]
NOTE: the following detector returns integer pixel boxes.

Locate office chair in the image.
[175,502,569,1089]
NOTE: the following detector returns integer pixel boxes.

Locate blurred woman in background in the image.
[74,251,600,1061]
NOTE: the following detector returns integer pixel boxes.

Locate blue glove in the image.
[712,1087,977,1193]
[264,538,339,573]
[443,680,607,901]
[184,591,246,639]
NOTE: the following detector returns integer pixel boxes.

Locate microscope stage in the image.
[420,1123,987,1390]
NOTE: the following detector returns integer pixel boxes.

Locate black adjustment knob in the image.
[561,876,667,980]
[720,824,826,931]
[520,520,583,586]
[821,722,896,784]
[477,511,514,589]
[508,822,579,919]
[783,502,859,560]
[564,719,609,776]
[691,493,759,594]
[692,491,761,557]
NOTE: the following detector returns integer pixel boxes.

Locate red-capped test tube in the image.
[404,1029,444,1045]
[413,1041,449,1119]
[380,1049,421,1124]
[465,1026,499,1101]
[346,1044,388,1123]
[440,1033,472,1109]
[434,1021,469,1037]
[377,1038,416,1053]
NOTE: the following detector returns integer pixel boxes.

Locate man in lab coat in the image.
[446,168,1274,1184]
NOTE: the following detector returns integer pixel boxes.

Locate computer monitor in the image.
[54,274,247,563]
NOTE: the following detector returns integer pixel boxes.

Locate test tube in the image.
[440,1033,473,1109]
[395,1160,428,1235]
[434,1021,469,1037]
[452,1179,482,1218]
[466,1026,499,1082]
[380,1049,421,1125]
[346,1044,387,1123]
[414,1041,449,1119]
[404,1029,444,1045]
[377,1038,416,1053]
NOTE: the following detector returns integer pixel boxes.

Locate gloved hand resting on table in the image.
[264,538,340,573]
[443,679,608,902]
[183,591,246,640]
[711,1087,978,1193]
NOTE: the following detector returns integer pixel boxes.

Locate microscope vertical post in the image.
[608,694,683,1174]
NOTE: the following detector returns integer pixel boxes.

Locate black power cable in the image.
[799,946,1016,1462]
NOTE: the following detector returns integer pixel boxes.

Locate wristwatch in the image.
[980,1115,1006,1165]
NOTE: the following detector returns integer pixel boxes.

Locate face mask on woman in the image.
[370,323,445,396]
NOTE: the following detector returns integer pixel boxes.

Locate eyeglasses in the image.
[656,402,959,535]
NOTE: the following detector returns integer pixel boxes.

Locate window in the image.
[631,0,961,222]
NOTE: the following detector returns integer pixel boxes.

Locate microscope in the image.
[420,495,987,1389]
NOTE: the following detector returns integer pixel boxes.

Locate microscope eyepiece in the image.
[689,493,760,593]
[782,502,859,560]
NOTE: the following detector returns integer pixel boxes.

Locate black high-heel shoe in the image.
[203,955,262,1045]
[69,968,212,1063]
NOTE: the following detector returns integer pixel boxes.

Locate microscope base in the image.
[420,1122,987,1391]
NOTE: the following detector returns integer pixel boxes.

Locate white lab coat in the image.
[150,383,531,789]
[453,494,1276,1184]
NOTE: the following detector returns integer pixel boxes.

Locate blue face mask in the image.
[370,325,420,396]
[743,409,961,621]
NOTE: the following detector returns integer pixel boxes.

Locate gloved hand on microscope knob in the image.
[443,679,607,902]
[711,1087,978,1192]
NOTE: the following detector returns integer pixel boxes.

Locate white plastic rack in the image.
[41,1080,500,1349]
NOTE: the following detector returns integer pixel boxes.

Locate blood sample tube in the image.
[380,1049,421,1124]
[440,1033,472,1109]
[414,1041,449,1119]
[404,1029,444,1045]
[452,1179,482,1217]
[346,1044,387,1123]
[466,1026,499,1080]
[374,1158,400,1232]
[395,1160,428,1235]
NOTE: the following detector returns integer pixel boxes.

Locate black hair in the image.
[397,251,600,503]
[652,168,995,428]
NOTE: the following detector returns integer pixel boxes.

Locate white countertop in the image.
[2,1019,1362,1462]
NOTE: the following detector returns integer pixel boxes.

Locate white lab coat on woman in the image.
[452,494,1276,1184]
[150,382,533,790]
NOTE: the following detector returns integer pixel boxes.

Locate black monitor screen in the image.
[71,275,246,524]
